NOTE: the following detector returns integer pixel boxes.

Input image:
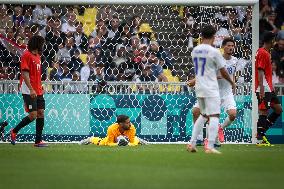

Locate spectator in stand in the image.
[39,16,54,38]
[185,15,200,49]
[130,15,141,36]
[274,1,284,29]
[149,41,173,70]
[136,66,157,93]
[242,7,252,45]
[272,30,284,81]
[138,23,155,46]
[0,66,8,80]
[32,5,53,28]
[227,8,243,43]
[89,20,109,53]
[112,44,128,68]
[80,53,97,81]
[96,5,115,27]
[90,19,106,38]
[259,0,272,19]
[73,21,88,53]
[15,28,25,45]
[61,11,77,36]
[43,18,66,64]
[0,5,13,34]
[71,71,80,81]
[13,6,25,28]
[94,63,105,82]
[266,11,279,33]
[121,24,131,47]
[68,48,84,72]
[49,61,62,81]
[60,62,72,81]
[148,53,168,82]
[22,24,40,45]
[5,27,16,41]
[22,5,34,27]
[67,71,85,94]
[107,16,122,54]
[213,19,230,48]
[129,36,140,53]
[184,7,201,49]
[272,62,280,85]
[130,47,147,73]
[55,37,77,63]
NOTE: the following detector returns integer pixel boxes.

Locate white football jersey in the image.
[218,56,247,97]
[192,44,225,97]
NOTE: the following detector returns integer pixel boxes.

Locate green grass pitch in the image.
[0,144,283,189]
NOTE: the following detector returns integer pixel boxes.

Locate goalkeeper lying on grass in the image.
[79,115,147,146]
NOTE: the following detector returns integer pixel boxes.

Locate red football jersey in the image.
[20,50,43,95]
[255,47,273,92]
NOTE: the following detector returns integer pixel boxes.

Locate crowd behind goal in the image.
[0,1,283,92]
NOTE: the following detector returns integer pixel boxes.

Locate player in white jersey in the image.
[187,25,236,154]
[191,38,247,146]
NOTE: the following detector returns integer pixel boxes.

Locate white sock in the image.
[197,129,204,141]
[221,116,233,129]
[208,117,219,149]
[190,115,207,146]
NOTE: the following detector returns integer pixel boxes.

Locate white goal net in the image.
[0,0,257,143]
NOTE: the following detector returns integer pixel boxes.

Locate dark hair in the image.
[117,115,129,123]
[27,35,45,52]
[222,37,235,46]
[263,31,275,43]
[75,21,83,27]
[112,15,119,20]
[201,25,216,39]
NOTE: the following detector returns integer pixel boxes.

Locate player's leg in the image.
[10,94,37,145]
[34,95,48,147]
[79,136,102,145]
[218,95,237,143]
[192,103,204,145]
[187,98,208,152]
[260,92,283,144]
[205,96,221,154]
[256,92,272,146]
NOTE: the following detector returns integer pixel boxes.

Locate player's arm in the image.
[220,67,236,91]
[22,71,37,98]
[105,127,118,146]
[187,78,196,87]
[127,125,139,146]
[258,69,265,99]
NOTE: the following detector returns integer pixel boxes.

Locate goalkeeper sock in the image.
[190,115,207,146]
[13,116,33,133]
[207,117,219,149]
[35,118,44,144]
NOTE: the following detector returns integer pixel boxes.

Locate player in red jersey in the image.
[10,35,47,147]
[255,31,283,146]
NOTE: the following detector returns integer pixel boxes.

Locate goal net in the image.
[0,0,257,143]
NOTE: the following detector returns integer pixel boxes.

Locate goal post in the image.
[0,0,258,143]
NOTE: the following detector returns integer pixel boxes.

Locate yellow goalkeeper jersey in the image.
[91,123,139,146]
